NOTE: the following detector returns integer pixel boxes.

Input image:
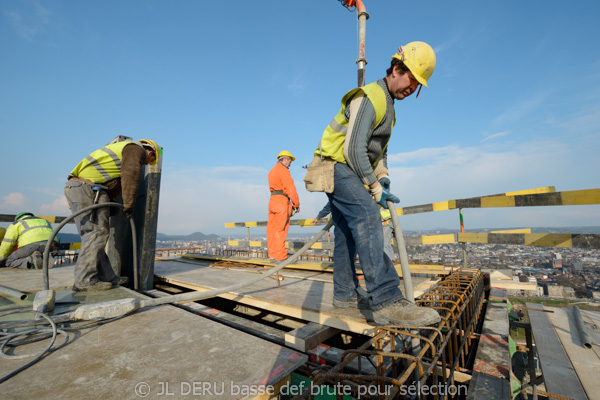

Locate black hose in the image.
[42,202,137,291]
[0,310,68,384]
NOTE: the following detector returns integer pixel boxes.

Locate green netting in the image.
[508,336,517,357]
[510,370,521,399]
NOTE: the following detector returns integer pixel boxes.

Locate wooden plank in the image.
[155,262,377,336]
[145,289,287,345]
[154,260,439,336]
[413,277,441,299]
[183,253,452,276]
[545,307,600,399]
[284,323,340,352]
[526,302,588,400]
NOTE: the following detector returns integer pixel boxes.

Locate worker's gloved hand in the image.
[378,176,391,191]
[123,207,134,219]
[0,257,6,268]
[370,184,400,209]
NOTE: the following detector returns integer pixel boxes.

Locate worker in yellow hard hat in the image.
[307,41,440,327]
[267,150,300,261]
[64,137,161,291]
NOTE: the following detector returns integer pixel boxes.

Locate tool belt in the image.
[303,155,336,193]
[270,190,290,199]
[68,176,96,185]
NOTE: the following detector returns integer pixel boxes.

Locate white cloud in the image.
[384,139,599,230]
[0,192,29,213]
[39,196,70,216]
[158,166,269,235]
[492,90,550,127]
[481,131,509,142]
[287,74,308,96]
[6,1,52,41]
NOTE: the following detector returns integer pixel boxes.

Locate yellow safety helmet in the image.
[139,139,161,165]
[277,150,295,161]
[392,41,436,88]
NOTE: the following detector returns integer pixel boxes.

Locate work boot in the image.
[333,288,371,309]
[373,299,441,326]
[110,276,129,286]
[27,251,44,270]
[72,280,113,292]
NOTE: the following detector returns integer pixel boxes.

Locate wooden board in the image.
[154,260,433,336]
[526,303,588,400]
[284,323,340,352]
[182,254,451,276]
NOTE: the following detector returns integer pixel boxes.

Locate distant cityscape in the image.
[154,227,600,302]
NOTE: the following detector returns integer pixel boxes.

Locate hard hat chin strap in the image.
[416,84,422,98]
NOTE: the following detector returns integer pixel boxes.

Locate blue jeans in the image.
[64,180,118,286]
[327,163,403,311]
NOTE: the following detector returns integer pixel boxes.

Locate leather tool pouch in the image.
[304,155,336,193]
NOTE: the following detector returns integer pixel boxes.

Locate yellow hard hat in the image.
[277,150,295,161]
[139,139,161,165]
[392,41,436,88]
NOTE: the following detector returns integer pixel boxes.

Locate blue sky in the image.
[1,0,599,236]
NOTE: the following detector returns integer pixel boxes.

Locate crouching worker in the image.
[0,213,57,269]
[64,138,160,292]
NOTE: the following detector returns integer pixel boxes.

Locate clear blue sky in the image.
[1,0,599,236]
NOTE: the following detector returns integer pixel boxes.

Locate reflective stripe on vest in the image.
[69,141,144,183]
[13,217,55,247]
[316,81,392,165]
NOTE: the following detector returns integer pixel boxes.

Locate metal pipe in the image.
[573,306,592,349]
[0,284,28,301]
[355,1,368,87]
[387,201,414,302]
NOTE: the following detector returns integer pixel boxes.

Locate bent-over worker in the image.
[64,138,160,291]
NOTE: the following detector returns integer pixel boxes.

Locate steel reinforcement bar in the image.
[292,268,485,400]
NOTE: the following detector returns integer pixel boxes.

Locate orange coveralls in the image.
[267,162,300,260]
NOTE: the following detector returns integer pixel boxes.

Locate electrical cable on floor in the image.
[0,308,137,383]
[0,310,68,384]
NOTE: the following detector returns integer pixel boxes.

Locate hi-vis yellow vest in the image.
[0,216,56,258]
[69,141,143,184]
[316,81,394,164]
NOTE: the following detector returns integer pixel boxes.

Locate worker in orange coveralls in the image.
[267,151,300,261]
